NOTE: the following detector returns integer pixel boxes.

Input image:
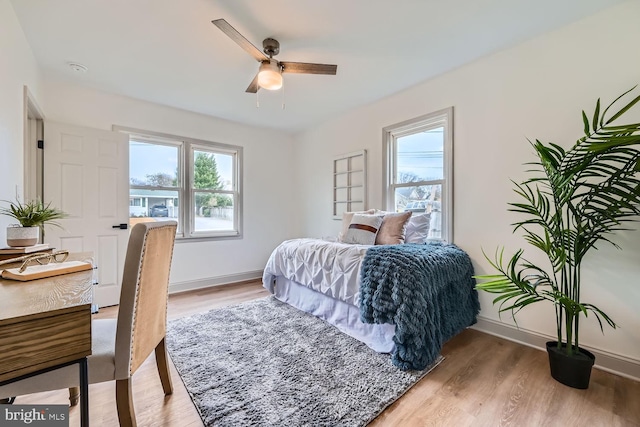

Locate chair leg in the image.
[68,387,80,406]
[116,379,137,427]
[154,337,173,395]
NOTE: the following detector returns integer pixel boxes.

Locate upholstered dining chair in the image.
[0,220,178,427]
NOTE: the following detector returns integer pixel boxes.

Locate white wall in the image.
[293,1,640,363]
[1,0,295,294]
[42,80,297,289]
[0,0,42,241]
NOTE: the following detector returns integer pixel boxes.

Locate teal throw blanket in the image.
[360,243,480,370]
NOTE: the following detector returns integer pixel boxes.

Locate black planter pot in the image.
[546,341,595,389]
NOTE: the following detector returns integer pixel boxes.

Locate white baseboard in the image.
[472,316,640,381]
[169,270,263,294]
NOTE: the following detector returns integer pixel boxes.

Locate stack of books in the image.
[0,243,53,261]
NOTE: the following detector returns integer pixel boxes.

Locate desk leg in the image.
[79,358,89,427]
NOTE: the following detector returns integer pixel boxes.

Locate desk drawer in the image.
[0,306,91,383]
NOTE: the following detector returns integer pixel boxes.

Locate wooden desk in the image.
[0,254,93,426]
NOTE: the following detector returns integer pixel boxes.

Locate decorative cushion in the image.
[339,209,376,242]
[342,214,383,245]
[375,211,412,245]
[373,209,392,216]
[405,212,431,244]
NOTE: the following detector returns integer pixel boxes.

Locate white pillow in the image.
[339,209,376,242]
[342,214,383,245]
[405,212,431,244]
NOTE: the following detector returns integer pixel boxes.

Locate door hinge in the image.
[37,140,44,149]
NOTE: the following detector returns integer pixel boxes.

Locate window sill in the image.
[175,233,242,243]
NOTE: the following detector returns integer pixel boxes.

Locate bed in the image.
[262,234,480,371]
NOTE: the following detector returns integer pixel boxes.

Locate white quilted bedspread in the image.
[262,238,369,306]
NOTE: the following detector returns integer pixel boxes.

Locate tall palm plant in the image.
[476,87,640,356]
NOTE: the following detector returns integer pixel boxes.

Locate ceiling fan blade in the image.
[245,73,260,93]
[280,62,337,75]
[212,19,268,62]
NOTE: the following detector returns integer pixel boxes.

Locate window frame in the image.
[116,126,243,241]
[187,143,241,239]
[382,107,454,242]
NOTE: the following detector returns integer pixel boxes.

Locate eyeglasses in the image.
[18,250,70,273]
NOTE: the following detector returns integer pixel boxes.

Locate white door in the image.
[44,122,129,307]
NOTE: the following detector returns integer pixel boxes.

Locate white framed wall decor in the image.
[332,150,367,219]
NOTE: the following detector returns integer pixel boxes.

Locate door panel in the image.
[44,122,129,307]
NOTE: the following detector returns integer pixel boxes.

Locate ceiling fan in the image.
[212,19,337,93]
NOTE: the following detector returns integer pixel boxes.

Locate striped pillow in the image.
[339,209,376,242]
[342,214,383,245]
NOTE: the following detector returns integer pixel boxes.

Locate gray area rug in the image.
[166,297,443,427]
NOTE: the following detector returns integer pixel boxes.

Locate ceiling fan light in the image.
[258,61,283,90]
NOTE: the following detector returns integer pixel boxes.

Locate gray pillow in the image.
[342,214,383,245]
[375,211,412,245]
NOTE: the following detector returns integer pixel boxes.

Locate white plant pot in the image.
[6,225,40,247]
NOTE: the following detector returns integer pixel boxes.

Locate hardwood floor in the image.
[12,281,640,426]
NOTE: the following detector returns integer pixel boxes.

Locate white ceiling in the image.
[11,0,625,133]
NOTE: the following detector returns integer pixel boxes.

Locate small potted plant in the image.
[1,199,66,247]
[475,87,640,389]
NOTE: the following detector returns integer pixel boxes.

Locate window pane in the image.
[128,188,180,228]
[194,192,234,232]
[396,127,444,183]
[350,186,364,203]
[394,184,442,240]
[215,153,234,191]
[335,158,348,173]
[193,151,234,191]
[130,141,179,186]
[335,173,348,187]
[350,155,364,171]
[349,202,365,212]
[335,188,348,202]
[350,170,364,186]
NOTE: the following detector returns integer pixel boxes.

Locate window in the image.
[125,128,242,240]
[383,107,453,242]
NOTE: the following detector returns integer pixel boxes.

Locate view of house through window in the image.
[128,132,242,239]
[384,108,453,242]
[129,140,180,223]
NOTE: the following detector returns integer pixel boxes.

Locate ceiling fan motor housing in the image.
[263,38,280,57]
